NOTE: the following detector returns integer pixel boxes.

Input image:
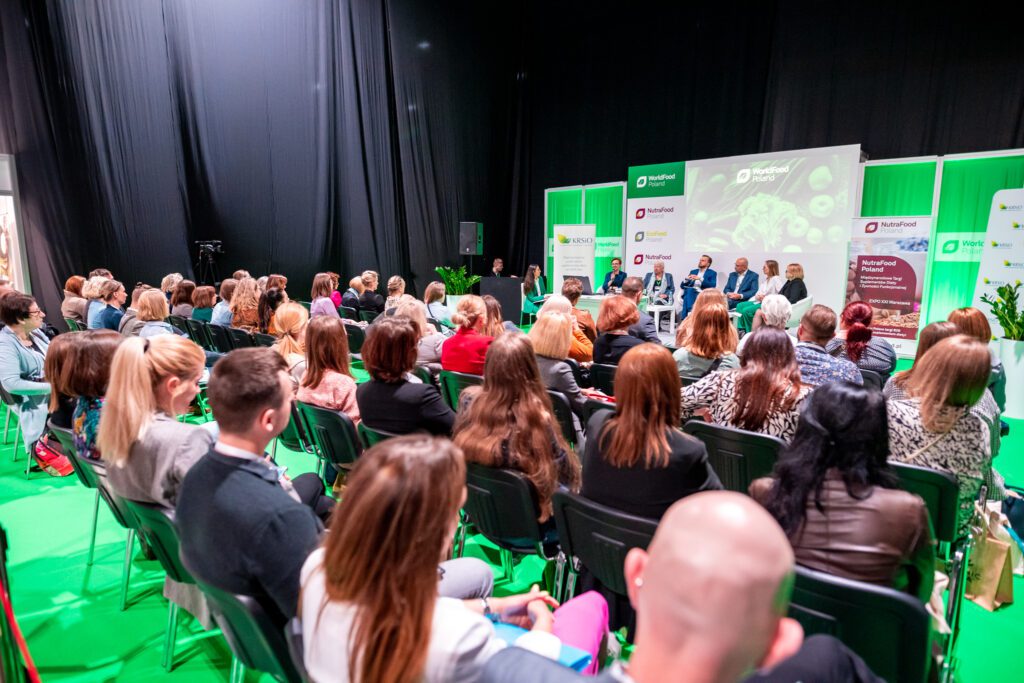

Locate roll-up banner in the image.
[552,224,596,292]
[625,162,687,280]
[847,217,931,356]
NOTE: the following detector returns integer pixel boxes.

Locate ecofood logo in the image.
[556,233,594,245]
[634,231,645,242]
[738,164,791,184]
[635,208,646,220]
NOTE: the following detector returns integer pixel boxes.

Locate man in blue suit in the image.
[678,254,717,321]
[723,257,759,310]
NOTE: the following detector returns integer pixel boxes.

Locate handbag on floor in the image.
[965,504,1014,611]
[32,434,73,477]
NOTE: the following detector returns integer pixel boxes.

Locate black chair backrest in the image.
[547,390,577,447]
[72,453,137,530]
[344,323,365,355]
[48,422,91,488]
[552,491,657,596]
[860,369,885,391]
[277,403,312,453]
[297,300,312,311]
[438,370,484,411]
[789,565,932,683]
[207,324,236,354]
[338,306,359,321]
[194,579,301,683]
[184,318,215,351]
[357,422,401,448]
[166,315,190,335]
[411,365,434,386]
[590,363,616,395]
[358,310,380,323]
[0,385,18,408]
[464,464,544,552]
[123,501,193,584]
[296,402,362,469]
[228,327,255,349]
[253,333,276,348]
[581,398,615,427]
[64,318,82,332]
[681,420,784,493]
[891,462,960,544]
[563,358,588,388]
[284,618,309,683]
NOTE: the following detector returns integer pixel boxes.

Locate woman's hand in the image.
[490,585,558,629]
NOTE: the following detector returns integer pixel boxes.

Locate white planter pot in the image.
[446,294,466,311]
[998,337,1024,420]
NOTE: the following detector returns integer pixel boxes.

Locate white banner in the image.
[625,195,688,280]
[552,224,596,292]
[849,217,931,357]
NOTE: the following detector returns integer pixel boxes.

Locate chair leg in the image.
[553,551,566,604]
[3,407,10,446]
[230,656,245,683]
[87,490,100,566]
[499,548,515,583]
[162,602,180,671]
[120,529,135,611]
[13,424,21,463]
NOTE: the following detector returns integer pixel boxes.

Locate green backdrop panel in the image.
[861,162,936,217]
[584,184,625,286]
[545,188,583,278]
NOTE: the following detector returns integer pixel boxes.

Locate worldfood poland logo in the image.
[635,208,646,220]
[736,169,751,184]
[636,176,647,189]
[941,240,960,254]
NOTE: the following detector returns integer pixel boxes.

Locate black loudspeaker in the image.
[459,222,483,256]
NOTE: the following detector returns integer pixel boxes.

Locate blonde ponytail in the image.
[272,302,308,358]
[451,295,486,331]
[96,336,205,465]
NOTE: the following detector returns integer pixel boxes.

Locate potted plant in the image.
[434,265,481,311]
[981,281,1024,419]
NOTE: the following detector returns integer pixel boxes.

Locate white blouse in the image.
[756,275,786,298]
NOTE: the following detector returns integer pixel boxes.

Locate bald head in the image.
[625,492,799,683]
[621,276,644,301]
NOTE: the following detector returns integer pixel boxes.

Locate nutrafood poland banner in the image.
[625,162,687,282]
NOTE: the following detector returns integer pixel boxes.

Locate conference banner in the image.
[848,217,931,356]
[625,162,687,284]
[683,145,862,316]
[552,224,596,292]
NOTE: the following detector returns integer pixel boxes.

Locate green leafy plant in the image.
[981,282,1024,341]
[434,265,481,296]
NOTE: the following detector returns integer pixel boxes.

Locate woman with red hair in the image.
[826,301,896,376]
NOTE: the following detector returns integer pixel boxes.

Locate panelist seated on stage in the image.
[521,264,548,316]
[678,254,717,321]
[642,261,675,305]
[723,257,759,310]
[600,257,628,293]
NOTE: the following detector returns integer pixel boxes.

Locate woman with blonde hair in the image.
[735,260,785,333]
[385,275,406,311]
[83,275,109,329]
[948,306,1006,411]
[674,288,729,348]
[453,333,580,523]
[529,312,587,425]
[159,273,183,301]
[440,295,493,375]
[297,316,358,424]
[424,281,451,325]
[538,295,592,363]
[359,270,385,313]
[888,335,1007,537]
[271,302,309,384]
[136,290,187,339]
[309,272,341,319]
[230,277,260,333]
[395,299,446,372]
[672,304,739,382]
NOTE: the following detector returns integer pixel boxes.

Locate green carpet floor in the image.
[0,404,1020,681]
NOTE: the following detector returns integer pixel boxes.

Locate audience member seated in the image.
[136,290,187,339]
[190,286,216,322]
[296,316,359,424]
[385,275,405,311]
[672,304,739,382]
[0,293,51,447]
[683,328,810,441]
[231,269,250,280]
[358,270,385,314]
[779,262,808,305]
[593,295,645,365]
[584,344,721,520]
[620,277,660,343]
[258,287,287,335]
[177,349,334,627]
[740,294,794,355]
[794,305,862,387]
[266,274,289,297]
[483,491,882,683]
[675,288,729,348]
[538,295,593,363]
[160,272,183,302]
[61,275,88,326]
[529,312,587,429]
[301,435,608,682]
[169,279,196,318]
[271,302,309,385]
[44,332,83,429]
[424,281,452,325]
[210,278,237,326]
[522,264,547,316]
[356,317,455,435]
[482,295,519,337]
[256,275,269,293]
[736,260,785,333]
[948,306,1006,411]
[309,272,342,319]
[453,333,580,524]
[562,278,597,343]
[396,299,446,373]
[826,301,897,376]
[341,276,363,311]
[94,279,127,331]
[722,257,759,310]
[441,295,494,375]
[83,276,107,329]
[327,272,343,307]
[68,331,122,460]
[118,284,149,336]
[888,335,1006,538]
[229,276,260,333]
[751,382,934,602]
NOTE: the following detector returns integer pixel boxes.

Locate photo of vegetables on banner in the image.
[846,217,931,356]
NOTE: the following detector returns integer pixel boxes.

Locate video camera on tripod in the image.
[194,240,223,285]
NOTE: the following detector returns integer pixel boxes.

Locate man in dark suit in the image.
[678,254,717,320]
[600,258,628,293]
[340,276,362,311]
[723,257,759,310]
[481,492,882,683]
[491,258,505,277]
[621,277,660,343]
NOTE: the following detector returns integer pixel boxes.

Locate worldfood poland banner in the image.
[625,162,687,280]
[552,224,596,292]
[848,217,931,357]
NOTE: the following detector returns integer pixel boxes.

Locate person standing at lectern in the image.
[642,261,675,305]
[678,254,717,321]
[601,257,628,293]
[490,258,504,277]
[723,257,759,310]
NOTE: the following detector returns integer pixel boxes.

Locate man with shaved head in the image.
[723,257,758,310]
[483,491,880,682]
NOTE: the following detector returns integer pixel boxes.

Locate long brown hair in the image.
[316,436,465,683]
[947,307,992,343]
[453,333,579,521]
[170,280,196,308]
[481,295,506,337]
[684,304,737,359]
[600,344,682,468]
[47,330,123,410]
[905,335,990,432]
[522,264,540,295]
[732,328,803,431]
[891,321,958,390]
[675,288,728,346]
[301,316,352,389]
[310,273,334,299]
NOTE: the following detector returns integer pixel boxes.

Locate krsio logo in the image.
[635,208,646,220]
[736,169,751,184]
[633,254,644,265]
[634,231,645,242]
[864,222,879,234]
[556,234,570,245]
[636,176,648,189]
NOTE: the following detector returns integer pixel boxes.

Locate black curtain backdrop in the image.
[1,1,1023,318]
